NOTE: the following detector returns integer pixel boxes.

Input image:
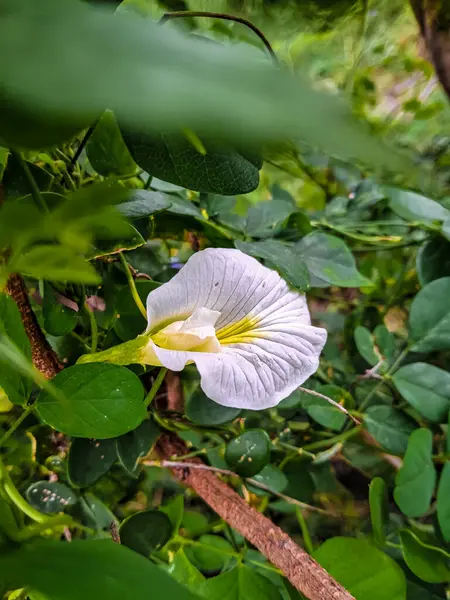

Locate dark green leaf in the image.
[394,429,436,517]
[417,238,450,286]
[354,326,381,367]
[300,385,348,431]
[187,534,235,575]
[225,429,271,477]
[200,564,283,600]
[364,406,416,455]
[235,240,310,291]
[373,325,396,362]
[437,462,450,542]
[114,281,160,342]
[118,190,172,219]
[42,284,78,337]
[121,132,260,195]
[386,187,450,224]
[245,200,294,239]
[165,196,203,219]
[185,388,241,426]
[297,232,371,288]
[86,110,136,177]
[161,495,184,536]
[26,481,78,514]
[87,223,145,260]
[247,464,288,497]
[79,493,118,531]
[116,419,161,476]
[120,510,173,557]
[409,277,450,353]
[313,537,406,600]
[68,438,117,487]
[400,529,450,584]
[369,477,388,546]
[0,539,199,600]
[393,363,450,423]
[167,549,205,589]
[0,293,32,405]
[36,363,146,438]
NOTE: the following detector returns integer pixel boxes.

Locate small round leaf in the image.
[116,419,161,476]
[185,388,241,426]
[225,429,271,477]
[119,510,172,557]
[26,481,77,514]
[68,438,117,487]
[186,534,234,574]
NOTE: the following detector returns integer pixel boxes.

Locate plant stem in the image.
[69,123,97,170]
[84,303,98,353]
[302,426,362,452]
[0,456,47,523]
[296,508,314,554]
[10,150,49,213]
[145,368,168,408]
[119,252,147,319]
[0,406,33,449]
[144,174,153,190]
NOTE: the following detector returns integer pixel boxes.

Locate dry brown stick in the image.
[156,433,355,600]
[5,274,63,379]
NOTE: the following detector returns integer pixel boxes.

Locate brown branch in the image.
[5,274,63,379]
[156,433,355,600]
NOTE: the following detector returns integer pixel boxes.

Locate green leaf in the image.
[313,537,406,600]
[394,429,436,517]
[0,293,33,405]
[120,510,173,557]
[393,363,450,423]
[200,564,283,600]
[300,385,348,431]
[78,492,118,531]
[36,363,146,438]
[245,200,294,239]
[354,326,381,367]
[386,187,450,224]
[400,529,450,584]
[114,281,160,342]
[121,132,260,195]
[185,388,241,426]
[161,495,184,536]
[116,419,161,476]
[167,549,205,589]
[87,223,145,260]
[409,277,450,353]
[186,535,235,575]
[296,232,371,288]
[363,406,416,455]
[165,196,203,219]
[25,481,78,514]
[373,325,396,362]
[235,240,309,291]
[12,245,101,284]
[369,477,388,546]
[225,429,271,477]
[247,464,288,497]
[0,539,199,600]
[68,438,117,487]
[118,190,172,219]
[437,462,450,542]
[42,284,78,337]
[416,238,450,286]
[86,110,137,177]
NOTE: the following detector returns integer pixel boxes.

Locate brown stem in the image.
[156,433,355,600]
[5,274,63,379]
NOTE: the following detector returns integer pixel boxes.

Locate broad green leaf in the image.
[42,284,78,337]
[200,564,283,600]
[0,539,199,600]
[121,131,260,195]
[225,429,271,477]
[11,245,101,284]
[68,438,117,487]
[247,464,288,497]
[394,429,436,517]
[186,535,235,575]
[235,240,309,291]
[393,363,450,423]
[118,190,172,219]
[437,462,450,542]
[296,232,371,288]
[36,363,146,438]
[165,196,203,219]
[86,109,137,177]
[373,325,396,362]
[416,238,450,286]
[0,293,33,405]
[114,281,160,342]
[86,223,145,260]
[116,419,161,476]
[245,200,294,239]
[369,477,388,546]
[354,326,381,366]
[25,481,78,514]
[185,388,241,426]
[181,511,210,537]
[120,510,173,557]
[0,0,416,182]
[363,406,416,455]
[313,537,406,600]
[300,385,349,431]
[400,529,450,584]
[161,495,184,536]
[167,549,205,589]
[386,187,450,225]
[409,277,450,353]
[78,493,118,532]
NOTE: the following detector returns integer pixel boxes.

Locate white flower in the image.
[79,248,327,410]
